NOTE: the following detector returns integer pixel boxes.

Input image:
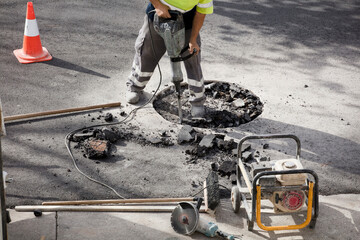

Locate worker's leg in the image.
[126,15,166,103]
[183,31,205,116]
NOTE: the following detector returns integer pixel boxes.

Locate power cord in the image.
[191,182,231,197]
[65,11,163,199]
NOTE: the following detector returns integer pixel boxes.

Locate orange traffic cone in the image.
[13,2,52,64]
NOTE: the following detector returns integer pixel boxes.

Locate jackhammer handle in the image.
[168,10,182,18]
[189,48,197,56]
[170,48,197,62]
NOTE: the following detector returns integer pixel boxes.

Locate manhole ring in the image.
[153,80,263,128]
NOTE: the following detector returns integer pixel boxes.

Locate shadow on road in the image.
[214,0,360,61]
[43,57,110,79]
[209,0,360,94]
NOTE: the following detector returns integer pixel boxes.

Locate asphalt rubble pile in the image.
[70,110,270,184]
[153,81,264,128]
[70,124,176,159]
[177,124,260,179]
[69,122,265,182]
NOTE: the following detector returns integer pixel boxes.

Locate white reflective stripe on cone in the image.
[24,19,40,37]
[188,78,204,88]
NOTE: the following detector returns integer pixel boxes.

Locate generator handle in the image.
[250,169,319,224]
[237,134,301,161]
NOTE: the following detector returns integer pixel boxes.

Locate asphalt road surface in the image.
[1,0,359,206]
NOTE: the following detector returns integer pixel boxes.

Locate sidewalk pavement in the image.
[7,194,359,240]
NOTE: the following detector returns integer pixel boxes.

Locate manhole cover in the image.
[153,81,263,128]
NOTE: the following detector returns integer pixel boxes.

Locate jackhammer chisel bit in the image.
[174,82,183,124]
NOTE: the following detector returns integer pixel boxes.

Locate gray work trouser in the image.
[126,15,205,106]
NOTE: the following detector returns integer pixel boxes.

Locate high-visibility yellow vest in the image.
[161,0,213,14]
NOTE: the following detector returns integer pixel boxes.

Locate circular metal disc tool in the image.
[171,202,199,235]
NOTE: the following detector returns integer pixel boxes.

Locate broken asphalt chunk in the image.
[84,139,111,159]
[241,151,253,162]
[199,134,216,148]
[104,113,113,122]
[215,138,226,149]
[177,125,195,144]
[185,145,207,158]
[211,162,219,171]
[223,139,237,151]
[218,161,237,177]
[98,128,119,143]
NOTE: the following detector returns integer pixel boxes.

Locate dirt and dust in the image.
[153,81,264,128]
[69,123,259,201]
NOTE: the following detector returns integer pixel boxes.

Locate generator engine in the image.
[249,159,307,213]
[232,134,319,231]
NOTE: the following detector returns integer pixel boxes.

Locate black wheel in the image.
[247,220,254,231]
[309,219,317,229]
[34,209,42,217]
[231,186,241,213]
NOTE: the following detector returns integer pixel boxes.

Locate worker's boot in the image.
[126,91,141,104]
[191,105,205,118]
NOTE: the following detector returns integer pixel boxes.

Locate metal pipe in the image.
[42,197,196,206]
[4,102,121,122]
[15,205,207,213]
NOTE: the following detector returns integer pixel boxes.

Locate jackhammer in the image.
[153,11,197,123]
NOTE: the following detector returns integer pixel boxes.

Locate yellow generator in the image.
[231,134,319,231]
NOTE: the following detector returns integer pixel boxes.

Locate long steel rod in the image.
[4,102,121,122]
[15,205,207,213]
[42,197,195,206]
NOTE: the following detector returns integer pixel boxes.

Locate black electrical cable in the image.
[191,183,231,197]
[64,11,163,199]
[219,184,232,192]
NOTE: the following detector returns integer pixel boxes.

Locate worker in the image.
[126,0,213,118]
